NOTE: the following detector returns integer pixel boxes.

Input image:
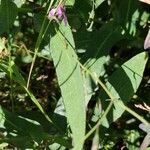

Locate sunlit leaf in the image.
[65,0,75,6]
[13,0,24,7]
[95,0,105,8]
[101,52,148,126]
[50,23,86,150]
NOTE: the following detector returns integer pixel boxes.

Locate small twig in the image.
[26,0,55,89]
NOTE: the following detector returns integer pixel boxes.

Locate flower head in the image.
[48,5,67,25]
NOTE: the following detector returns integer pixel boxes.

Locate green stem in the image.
[26,19,46,88]
[23,85,62,132]
[6,0,14,112]
[27,0,55,88]
[23,86,53,124]
[84,101,114,140]
[11,44,51,61]
[119,102,150,126]
[7,36,14,112]
[8,47,14,112]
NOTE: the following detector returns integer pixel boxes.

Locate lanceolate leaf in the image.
[50,23,86,150]
[0,0,18,34]
[101,52,148,126]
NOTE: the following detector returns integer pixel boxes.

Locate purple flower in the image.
[48,5,67,25]
[57,6,65,18]
[48,8,56,17]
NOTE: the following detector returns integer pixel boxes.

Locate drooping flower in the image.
[48,4,67,25]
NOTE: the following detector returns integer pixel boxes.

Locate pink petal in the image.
[144,30,150,49]
[57,6,64,18]
[48,8,56,18]
[57,7,62,15]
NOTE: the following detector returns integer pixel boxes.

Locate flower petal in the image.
[57,7,63,17]
[144,30,150,49]
[48,8,56,18]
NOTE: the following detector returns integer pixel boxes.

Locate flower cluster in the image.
[48,5,67,25]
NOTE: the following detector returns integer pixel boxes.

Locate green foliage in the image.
[83,22,124,76]
[101,52,148,127]
[0,106,71,149]
[95,0,105,8]
[0,0,150,149]
[0,0,18,34]
[50,23,86,150]
[65,0,75,6]
[0,60,53,125]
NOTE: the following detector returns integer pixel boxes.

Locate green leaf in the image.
[21,55,33,64]
[73,0,92,22]
[0,60,26,86]
[0,60,53,125]
[74,22,124,105]
[101,52,148,126]
[108,52,148,101]
[0,106,71,149]
[0,0,18,34]
[83,73,96,106]
[0,38,6,51]
[50,23,86,150]
[140,11,150,27]
[34,13,45,33]
[65,0,75,6]
[13,0,24,7]
[113,0,138,25]
[0,143,8,149]
[112,0,138,35]
[83,22,124,77]
[0,106,45,148]
[95,0,105,8]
